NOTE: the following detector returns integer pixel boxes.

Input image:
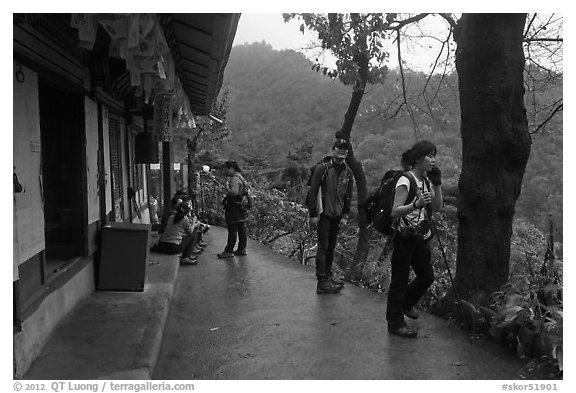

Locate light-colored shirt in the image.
[395,171,434,229]
[159,215,194,245]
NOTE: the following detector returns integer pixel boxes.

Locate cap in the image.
[333,138,350,150]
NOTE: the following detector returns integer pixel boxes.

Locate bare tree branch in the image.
[524,14,538,38]
[423,26,452,95]
[539,97,563,112]
[531,103,563,134]
[375,92,405,120]
[526,56,556,76]
[396,30,419,137]
[388,13,430,30]
[524,38,563,43]
[526,13,556,41]
[264,231,297,245]
[382,102,406,121]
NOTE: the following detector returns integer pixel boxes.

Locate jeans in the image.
[386,235,434,329]
[315,215,341,282]
[224,220,247,253]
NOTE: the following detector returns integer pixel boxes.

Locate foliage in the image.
[222,42,562,243]
[196,171,315,260]
[423,214,563,377]
[206,20,562,372]
[172,86,232,164]
[283,13,392,85]
[195,155,562,376]
[523,14,563,135]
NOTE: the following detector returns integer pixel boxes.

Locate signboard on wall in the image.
[153,93,172,142]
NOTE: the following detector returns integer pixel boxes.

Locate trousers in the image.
[386,235,434,329]
[159,230,199,258]
[224,220,247,253]
[315,214,341,282]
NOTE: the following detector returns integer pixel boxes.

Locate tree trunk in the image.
[453,14,530,305]
[339,52,370,281]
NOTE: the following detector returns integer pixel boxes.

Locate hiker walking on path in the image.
[387,140,444,338]
[218,160,249,259]
[308,139,354,294]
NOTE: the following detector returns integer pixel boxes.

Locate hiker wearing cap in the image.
[308,139,354,294]
[386,140,443,338]
[158,201,200,265]
[218,160,249,259]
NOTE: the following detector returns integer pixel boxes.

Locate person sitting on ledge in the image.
[158,202,200,265]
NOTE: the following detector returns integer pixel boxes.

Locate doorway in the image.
[38,79,84,277]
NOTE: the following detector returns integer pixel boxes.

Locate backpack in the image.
[234,175,253,210]
[241,180,253,211]
[304,156,333,209]
[360,170,420,235]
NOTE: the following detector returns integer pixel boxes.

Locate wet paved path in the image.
[153,226,525,380]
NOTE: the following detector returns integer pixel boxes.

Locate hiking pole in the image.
[429,216,460,299]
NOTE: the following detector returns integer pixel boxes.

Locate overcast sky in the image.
[232,13,455,72]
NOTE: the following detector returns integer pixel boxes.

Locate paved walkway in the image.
[23,226,526,380]
[155,227,525,380]
[22,237,179,380]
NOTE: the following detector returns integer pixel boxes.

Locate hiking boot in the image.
[198,241,208,247]
[217,251,234,259]
[234,249,247,256]
[180,257,198,265]
[388,326,418,338]
[191,247,202,255]
[403,307,420,320]
[316,280,343,294]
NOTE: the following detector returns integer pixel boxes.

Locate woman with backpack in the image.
[217,160,249,259]
[387,140,443,338]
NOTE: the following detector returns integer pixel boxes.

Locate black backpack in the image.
[360,170,420,235]
[304,156,333,209]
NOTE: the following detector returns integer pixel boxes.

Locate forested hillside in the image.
[217,42,562,242]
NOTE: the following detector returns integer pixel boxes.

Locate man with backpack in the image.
[308,139,354,294]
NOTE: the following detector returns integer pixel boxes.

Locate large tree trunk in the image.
[339,52,370,281]
[453,14,530,305]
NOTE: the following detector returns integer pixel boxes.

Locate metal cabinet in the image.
[98,222,151,291]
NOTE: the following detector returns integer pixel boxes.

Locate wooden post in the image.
[162,141,174,225]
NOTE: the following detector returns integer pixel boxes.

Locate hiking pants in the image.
[315,214,341,282]
[225,220,247,253]
[386,235,434,329]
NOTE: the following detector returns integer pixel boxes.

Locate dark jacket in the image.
[308,160,353,219]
